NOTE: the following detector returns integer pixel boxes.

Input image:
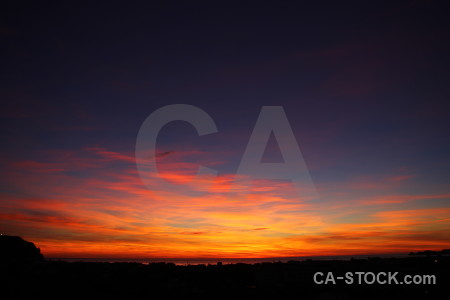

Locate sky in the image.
[1,1,449,259]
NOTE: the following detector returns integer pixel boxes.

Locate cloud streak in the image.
[1,145,449,258]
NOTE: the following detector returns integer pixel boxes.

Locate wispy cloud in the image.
[1,145,449,258]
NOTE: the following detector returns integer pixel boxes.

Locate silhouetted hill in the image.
[409,249,450,256]
[0,235,44,263]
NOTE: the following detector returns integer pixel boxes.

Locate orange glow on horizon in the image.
[1,147,450,259]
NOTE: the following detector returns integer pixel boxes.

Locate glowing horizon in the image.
[2,143,449,259]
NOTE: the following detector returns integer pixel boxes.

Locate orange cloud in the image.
[1,146,449,259]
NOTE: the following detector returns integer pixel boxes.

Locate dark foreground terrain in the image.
[1,236,449,299]
[1,256,449,300]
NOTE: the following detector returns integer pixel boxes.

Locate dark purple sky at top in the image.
[1,0,449,195]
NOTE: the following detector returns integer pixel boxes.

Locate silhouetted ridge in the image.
[0,235,44,263]
[409,249,450,256]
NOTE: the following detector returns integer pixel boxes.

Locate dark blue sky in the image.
[2,1,449,178]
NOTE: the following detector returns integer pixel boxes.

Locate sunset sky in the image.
[1,1,449,259]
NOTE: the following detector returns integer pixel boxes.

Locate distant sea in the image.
[48,253,410,265]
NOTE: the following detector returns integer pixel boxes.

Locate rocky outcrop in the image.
[0,235,44,263]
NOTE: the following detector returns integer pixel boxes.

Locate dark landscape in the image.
[1,236,449,300]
